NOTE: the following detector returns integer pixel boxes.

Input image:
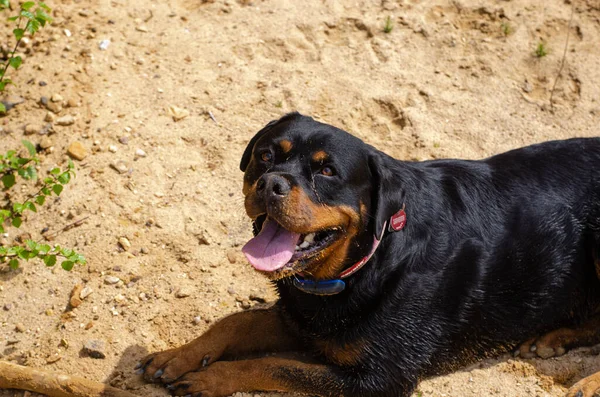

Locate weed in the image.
[0,1,53,113]
[383,16,393,34]
[0,141,86,271]
[535,42,548,58]
[500,22,513,36]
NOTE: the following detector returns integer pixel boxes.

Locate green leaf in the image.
[57,172,70,184]
[0,225,4,234]
[61,261,74,271]
[50,167,60,175]
[13,28,24,41]
[7,16,19,22]
[0,0,9,9]
[21,2,35,11]
[26,18,40,35]
[20,10,34,19]
[35,195,45,205]
[0,102,5,113]
[60,248,73,257]
[25,202,36,213]
[35,8,51,24]
[39,2,51,11]
[43,254,56,266]
[52,184,63,195]
[22,140,35,156]
[39,244,51,254]
[24,166,37,180]
[9,259,19,270]
[12,203,24,213]
[41,187,50,195]
[1,174,16,189]
[12,217,22,228]
[26,240,37,250]
[9,56,22,70]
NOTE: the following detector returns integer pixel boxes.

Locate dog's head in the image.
[240,113,403,280]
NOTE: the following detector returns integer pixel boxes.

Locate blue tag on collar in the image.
[292,278,346,295]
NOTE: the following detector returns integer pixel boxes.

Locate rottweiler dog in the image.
[137,112,600,397]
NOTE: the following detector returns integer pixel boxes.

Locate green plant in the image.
[0,0,53,113]
[535,41,548,58]
[500,22,513,36]
[0,141,86,271]
[383,15,393,34]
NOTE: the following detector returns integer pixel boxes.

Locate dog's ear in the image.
[368,150,405,237]
[239,119,278,172]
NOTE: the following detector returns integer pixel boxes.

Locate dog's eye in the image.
[260,151,273,162]
[320,166,335,176]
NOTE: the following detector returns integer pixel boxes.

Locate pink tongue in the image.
[242,218,300,272]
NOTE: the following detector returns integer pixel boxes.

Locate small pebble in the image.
[40,137,53,150]
[175,288,192,298]
[118,237,131,251]
[82,339,106,359]
[118,136,129,145]
[24,124,42,135]
[167,105,190,121]
[108,145,118,153]
[227,286,236,295]
[3,303,12,311]
[104,276,120,285]
[56,115,75,126]
[135,148,147,158]
[51,93,63,102]
[136,25,149,32]
[80,286,93,299]
[67,142,87,160]
[110,161,129,174]
[44,112,56,122]
[39,81,47,86]
[66,98,79,108]
[69,284,84,308]
[45,101,62,114]
[193,316,202,325]
[99,39,110,50]
[63,29,72,37]
[15,323,26,333]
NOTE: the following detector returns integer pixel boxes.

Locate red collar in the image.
[339,206,406,278]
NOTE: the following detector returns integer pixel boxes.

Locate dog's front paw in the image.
[515,328,576,359]
[136,344,215,384]
[166,362,239,397]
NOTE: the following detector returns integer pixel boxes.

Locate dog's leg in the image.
[565,371,600,397]
[137,305,300,384]
[166,356,345,397]
[517,314,600,359]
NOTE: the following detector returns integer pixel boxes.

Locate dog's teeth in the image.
[299,241,310,249]
[304,233,315,244]
[295,245,300,251]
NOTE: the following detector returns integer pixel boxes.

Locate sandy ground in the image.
[1,0,599,396]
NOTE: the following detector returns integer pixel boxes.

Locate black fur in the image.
[244,113,600,396]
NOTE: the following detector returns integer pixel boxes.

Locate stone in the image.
[66,98,79,108]
[67,142,87,160]
[108,145,118,153]
[51,93,63,102]
[118,237,131,251]
[69,284,84,308]
[104,276,120,284]
[15,323,26,333]
[39,137,53,149]
[3,303,12,311]
[175,288,192,298]
[118,136,129,145]
[80,286,93,299]
[24,124,42,135]
[82,340,106,359]
[135,148,147,158]
[167,105,190,121]
[110,161,129,174]
[56,115,75,126]
[44,112,56,122]
[193,316,202,325]
[45,101,62,114]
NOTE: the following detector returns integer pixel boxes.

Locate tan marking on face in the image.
[312,151,328,163]
[279,140,293,153]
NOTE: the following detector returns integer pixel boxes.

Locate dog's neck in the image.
[293,206,407,295]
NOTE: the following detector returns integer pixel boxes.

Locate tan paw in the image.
[166,362,239,397]
[136,344,216,384]
[516,329,572,359]
[565,371,600,397]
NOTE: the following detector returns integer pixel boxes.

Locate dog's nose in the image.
[257,174,291,198]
